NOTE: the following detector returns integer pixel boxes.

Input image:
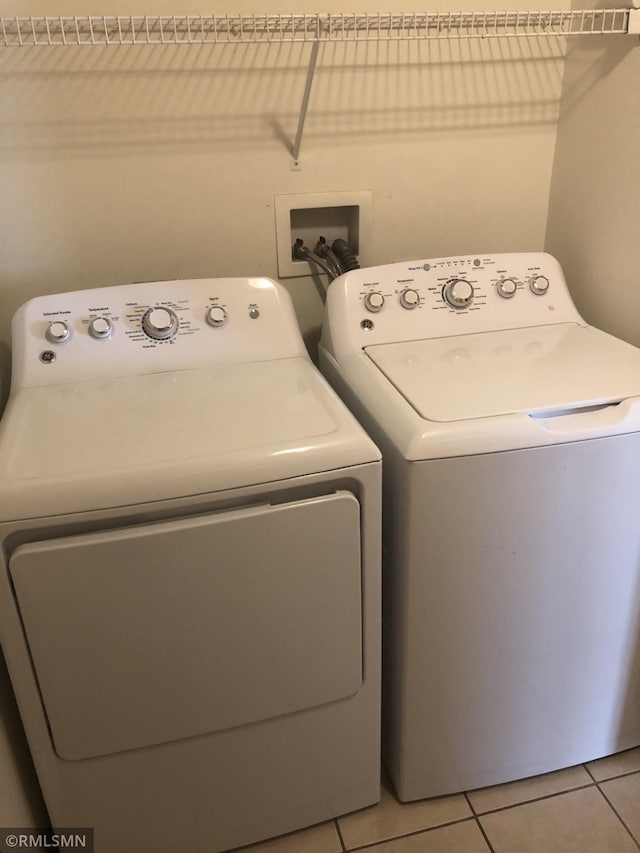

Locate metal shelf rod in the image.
[292,40,320,166]
[1,10,637,47]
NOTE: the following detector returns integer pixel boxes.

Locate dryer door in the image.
[10,491,363,760]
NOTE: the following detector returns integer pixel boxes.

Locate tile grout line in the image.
[465,791,496,853]
[464,791,479,817]
[334,817,347,852]
[475,816,497,853]
[585,765,640,784]
[341,815,479,852]
[583,762,598,783]
[585,754,640,848]
[470,781,596,818]
[594,782,640,851]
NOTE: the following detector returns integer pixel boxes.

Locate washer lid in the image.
[365,324,640,422]
[0,357,379,519]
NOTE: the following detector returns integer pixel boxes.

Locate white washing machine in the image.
[0,277,381,852]
[320,252,640,801]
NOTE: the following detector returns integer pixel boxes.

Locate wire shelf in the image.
[0,10,635,47]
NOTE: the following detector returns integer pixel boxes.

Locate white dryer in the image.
[0,277,381,852]
[320,252,640,801]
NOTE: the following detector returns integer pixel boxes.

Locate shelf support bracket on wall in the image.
[291,39,320,170]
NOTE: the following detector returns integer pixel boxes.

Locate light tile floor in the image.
[236,747,640,852]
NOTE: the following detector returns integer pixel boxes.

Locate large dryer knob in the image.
[444,279,474,309]
[142,307,179,340]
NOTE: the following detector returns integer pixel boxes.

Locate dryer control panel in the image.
[12,277,306,389]
[321,252,585,363]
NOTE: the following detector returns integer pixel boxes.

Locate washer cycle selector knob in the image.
[529,275,550,296]
[444,279,474,309]
[364,291,385,313]
[496,278,517,299]
[206,306,228,328]
[46,320,71,344]
[142,307,179,340]
[399,288,420,310]
[88,316,113,340]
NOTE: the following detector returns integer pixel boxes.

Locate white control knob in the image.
[206,306,228,328]
[529,275,550,296]
[399,288,420,310]
[444,279,474,309]
[46,320,71,344]
[88,316,113,340]
[142,307,179,340]
[364,291,385,313]
[496,278,517,299]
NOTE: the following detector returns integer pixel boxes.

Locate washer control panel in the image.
[13,277,306,389]
[322,252,585,360]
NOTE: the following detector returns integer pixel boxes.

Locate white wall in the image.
[546,23,640,347]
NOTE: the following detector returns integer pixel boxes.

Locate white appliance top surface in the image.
[0,357,378,519]
[366,324,640,422]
